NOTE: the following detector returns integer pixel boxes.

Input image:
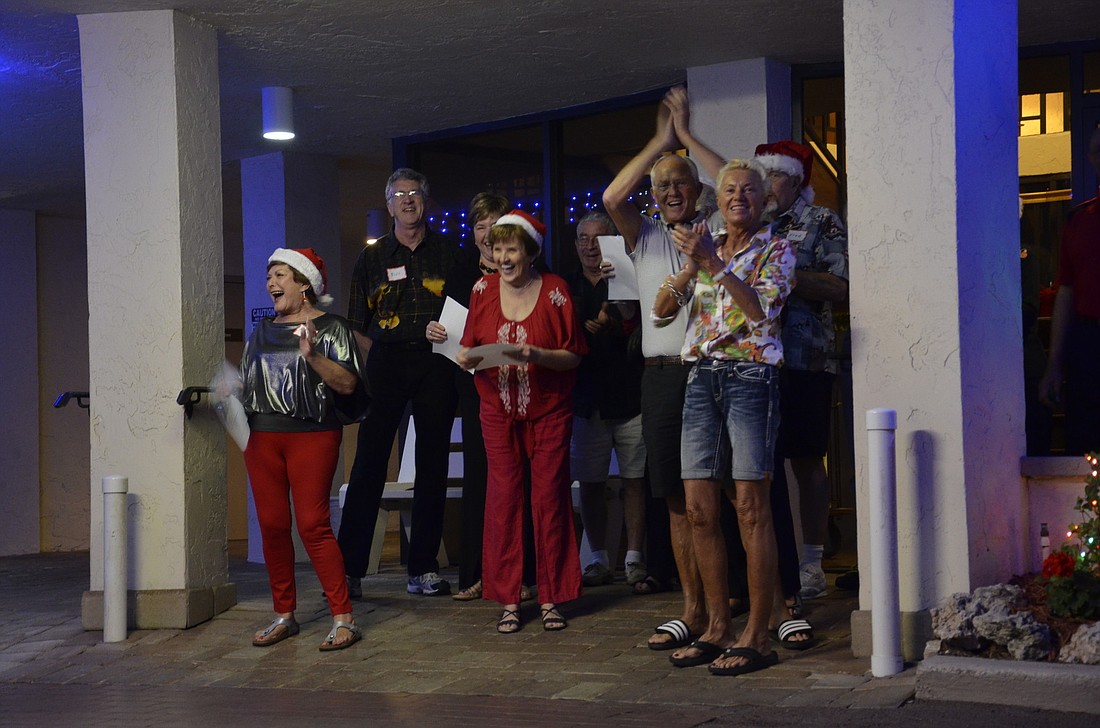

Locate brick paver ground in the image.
[0,551,1086,726]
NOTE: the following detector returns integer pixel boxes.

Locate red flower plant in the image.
[1042,551,1075,579]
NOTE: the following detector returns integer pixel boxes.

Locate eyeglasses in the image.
[389,189,424,200]
[653,179,694,193]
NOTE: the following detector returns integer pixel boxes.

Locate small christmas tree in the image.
[1042,452,1100,620]
[1065,452,1100,574]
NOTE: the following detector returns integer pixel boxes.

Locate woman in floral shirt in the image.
[652,159,795,677]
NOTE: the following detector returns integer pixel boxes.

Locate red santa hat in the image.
[493,209,546,251]
[754,140,816,203]
[754,141,815,186]
[267,247,334,307]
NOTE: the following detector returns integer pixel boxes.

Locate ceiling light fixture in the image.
[261,86,295,141]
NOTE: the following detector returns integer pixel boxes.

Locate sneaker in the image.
[407,572,451,596]
[799,563,828,600]
[347,576,363,600]
[624,561,648,586]
[582,561,613,587]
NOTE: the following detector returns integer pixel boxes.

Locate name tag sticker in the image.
[787,230,808,242]
[386,266,408,282]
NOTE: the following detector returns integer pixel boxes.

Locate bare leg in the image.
[648,490,707,648]
[578,481,609,554]
[621,477,646,553]
[670,478,734,661]
[710,478,778,670]
[791,456,829,546]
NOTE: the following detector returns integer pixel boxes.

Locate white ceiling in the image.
[2,0,1099,216]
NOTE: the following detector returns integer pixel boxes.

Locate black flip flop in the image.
[708,647,779,676]
[669,639,724,667]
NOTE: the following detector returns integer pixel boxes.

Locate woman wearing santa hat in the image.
[240,247,367,651]
[457,210,587,634]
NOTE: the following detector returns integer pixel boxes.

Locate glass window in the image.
[801,76,846,216]
[1084,52,1100,94]
[412,124,544,243]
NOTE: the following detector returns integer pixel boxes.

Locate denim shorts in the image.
[681,360,780,482]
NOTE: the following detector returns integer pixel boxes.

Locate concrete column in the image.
[686,57,792,174]
[241,152,341,563]
[844,0,1023,658]
[0,210,40,555]
[78,10,234,629]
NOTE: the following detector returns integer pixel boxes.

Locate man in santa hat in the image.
[753,141,849,601]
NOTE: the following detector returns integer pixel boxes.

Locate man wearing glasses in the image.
[339,168,476,598]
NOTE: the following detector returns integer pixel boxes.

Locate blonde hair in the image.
[716,158,767,190]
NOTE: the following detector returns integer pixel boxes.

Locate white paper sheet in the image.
[432,296,472,373]
[597,235,640,301]
[218,396,251,452]
[209,361,250,451]
[466,343,523,370]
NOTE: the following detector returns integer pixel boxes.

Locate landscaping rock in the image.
[973,610,1052,661]
[1059,622,1100,665]
[932,584,1052,660]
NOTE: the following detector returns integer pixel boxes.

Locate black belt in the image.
[644,356,686,367]
[1075,314,1100,327]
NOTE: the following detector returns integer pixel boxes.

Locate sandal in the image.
[520,584,536,603]
[453,580,483,602]
[633,575,667,595]
[252,616,299,647]
[497,608,521,634]
[772,618,816,651]
[540,605,567,631]
[319,620,362,652]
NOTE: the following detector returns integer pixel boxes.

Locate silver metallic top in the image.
[240,314,366,432]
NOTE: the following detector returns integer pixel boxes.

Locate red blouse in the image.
[461,272,588,421]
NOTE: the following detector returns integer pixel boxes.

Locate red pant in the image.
[244,430,351,616]
[481,403,582,605]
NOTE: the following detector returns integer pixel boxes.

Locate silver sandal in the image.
[319,620,362,651]
[252,616,299,647]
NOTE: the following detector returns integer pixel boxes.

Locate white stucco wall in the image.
[844,0,1024,612]
[80,9,226,592]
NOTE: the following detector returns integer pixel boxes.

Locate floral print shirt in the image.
[681,230,796,366]
[771,197,849,373]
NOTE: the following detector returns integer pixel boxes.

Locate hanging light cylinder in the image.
[262,86,295,141]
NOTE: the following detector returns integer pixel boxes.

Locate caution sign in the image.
[251,307,275,323]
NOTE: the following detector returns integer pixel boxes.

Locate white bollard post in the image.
[866,408,902,677]
[102,475,128,643]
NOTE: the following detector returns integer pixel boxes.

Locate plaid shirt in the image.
[347,227,475,344]
[771,198,848,373]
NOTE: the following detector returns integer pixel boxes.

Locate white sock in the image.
[625,550,644,567]
[802,543,824,569]
[590,550,609,568]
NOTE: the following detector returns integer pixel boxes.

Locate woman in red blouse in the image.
[458,210,587,633]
